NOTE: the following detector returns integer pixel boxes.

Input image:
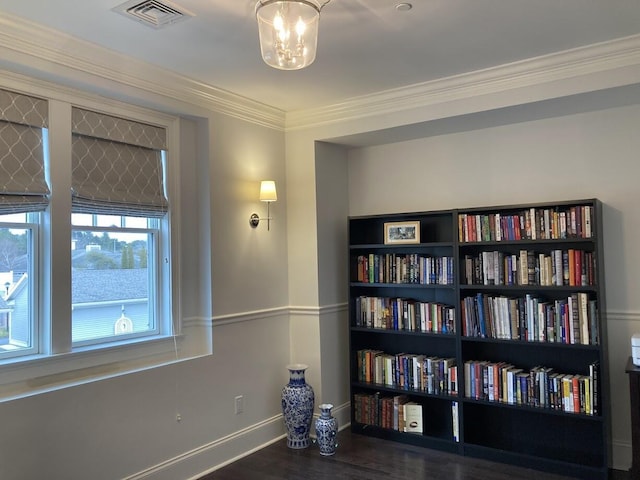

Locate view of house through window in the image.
[0,213,35,355]
[71,214,159,345]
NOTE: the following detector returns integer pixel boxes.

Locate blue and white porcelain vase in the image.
[315,403,338,456]
[281,363,315,449]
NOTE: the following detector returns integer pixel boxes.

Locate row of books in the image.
[464,360,599,415]
[356,349,458,396]
[353,392,424,433]
[461,292,598,345]
[458,205,594,243]
[355,253,454,285]
[354,295,456,334]
[462,249,597,287]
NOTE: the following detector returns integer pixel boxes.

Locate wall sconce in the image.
[250,180,277,230]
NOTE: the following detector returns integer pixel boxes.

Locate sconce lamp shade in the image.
[256,0,321,70]
[251,180,277,230]
[260,180,278,202]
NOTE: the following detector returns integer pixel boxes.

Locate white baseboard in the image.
[124,402,351,480]
[124,415,286,480]
[612,438,632,472]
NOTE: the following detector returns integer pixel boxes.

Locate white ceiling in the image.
[1,0,640,113]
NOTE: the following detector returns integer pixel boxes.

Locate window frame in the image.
[0,77,187,401]
[0,216,39,359]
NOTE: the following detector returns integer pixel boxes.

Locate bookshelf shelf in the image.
[462,443,605,479]
[459,237,594,246]
[462,396,606,420]
[351,422,460,453]
[351,282,456,289]
[459,284,598,292]
[351,326,457,338]
[351,241,455,249]
[352,381,459,400]
[461,335,601,350]
[348,199,609,479]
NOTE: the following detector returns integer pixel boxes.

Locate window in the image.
[71,215,160,345]
[70,107,169,347]
[0,88,48,359]
[0,82,182,398]
[0,214,38,357]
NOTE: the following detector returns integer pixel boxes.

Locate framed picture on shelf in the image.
[384,221,420,244]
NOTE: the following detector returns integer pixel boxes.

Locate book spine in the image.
[452,401,459,442]
[590,362,599,415]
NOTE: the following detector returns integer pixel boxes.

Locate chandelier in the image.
[256,0,331,70]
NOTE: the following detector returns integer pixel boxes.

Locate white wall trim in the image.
[289,303,348,317]
[606,311,640,322]
[288,305,321,316]
[319,303,348,316]
[212,306,290,326]
[612,438,632,472]
[125,402,351,480]
[182,316,211,329]
[0,335,186,402]
[0,12,285,131]
[124,414,286,480]
[212,304,348,325]
[0,69,178,125]
[285,34,640,130]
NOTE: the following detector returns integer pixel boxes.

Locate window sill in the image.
[0,333,192,402]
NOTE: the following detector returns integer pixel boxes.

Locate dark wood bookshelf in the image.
[348,199,609,480]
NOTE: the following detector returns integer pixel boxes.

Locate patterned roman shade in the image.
[0,88,50,214]
[71,107,168,218]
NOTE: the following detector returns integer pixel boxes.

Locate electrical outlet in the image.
[235,395,243,414]
[176,413,182,422]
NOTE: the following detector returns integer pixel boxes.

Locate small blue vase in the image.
[281,364,315,449]
[315,403,338,456]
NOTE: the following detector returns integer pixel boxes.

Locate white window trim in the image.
[0,335,183,400]
[0,219,39,359]
[0,72,209,402]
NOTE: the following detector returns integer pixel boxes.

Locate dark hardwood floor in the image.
[201,429,630,480]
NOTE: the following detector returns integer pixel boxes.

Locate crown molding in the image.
[2,12,640,133]
[0,12,286,130]
[285,34,640,131]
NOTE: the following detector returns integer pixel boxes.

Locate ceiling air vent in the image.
[113,0,194,29]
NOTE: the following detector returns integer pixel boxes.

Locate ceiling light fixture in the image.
[256,0,331,70]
